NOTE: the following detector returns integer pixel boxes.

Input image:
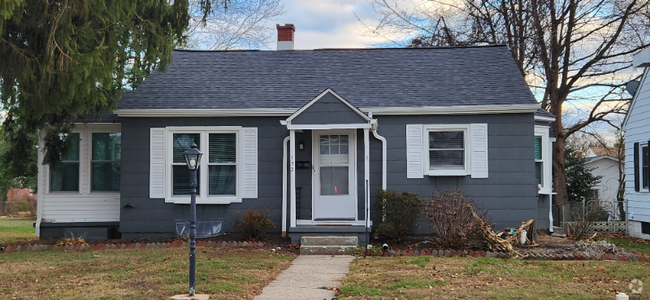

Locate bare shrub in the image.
[567,200,607,240]
[375,190,425,241]
[426,189,490,249]
[234,208,276,239]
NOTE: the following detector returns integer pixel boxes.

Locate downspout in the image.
[549,193,554,233]
[35,130,43,237]
[369,113,387,221]
[281,136,290,237]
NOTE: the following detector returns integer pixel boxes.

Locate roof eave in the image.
[115,104,541,117]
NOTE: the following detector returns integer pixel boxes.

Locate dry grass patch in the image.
[341,256,650,299]
[0,247,294,299]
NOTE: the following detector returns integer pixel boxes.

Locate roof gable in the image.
[286,89,371,125]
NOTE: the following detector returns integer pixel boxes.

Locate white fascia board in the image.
[286,123,372,130]
[115,108,295,117]
[623,68,649,131]
[534,115,556,122]
[363,104,541,115]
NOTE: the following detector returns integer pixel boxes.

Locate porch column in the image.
[364,128,370,227]
[290,130,297,228]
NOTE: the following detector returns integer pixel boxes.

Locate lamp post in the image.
[183,143,203,297]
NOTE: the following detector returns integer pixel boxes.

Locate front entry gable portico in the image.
[280,89,375,234]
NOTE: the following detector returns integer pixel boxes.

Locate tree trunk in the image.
[550,94,568,205]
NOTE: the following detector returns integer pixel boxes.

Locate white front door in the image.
[312,130,357,220]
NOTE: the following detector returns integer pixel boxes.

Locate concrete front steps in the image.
[300,236,358,255]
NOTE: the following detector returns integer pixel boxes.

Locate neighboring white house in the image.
[584,147,623,218]
[623,47,650,239]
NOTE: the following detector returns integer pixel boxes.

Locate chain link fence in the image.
[553,199,627,235]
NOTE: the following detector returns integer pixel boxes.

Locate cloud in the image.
[267,0,384,49]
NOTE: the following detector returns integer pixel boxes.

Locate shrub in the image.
[426,189,490,249]
[375,190,425,241]
[234,208,276,239]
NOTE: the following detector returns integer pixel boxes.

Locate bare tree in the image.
[185,0,284,50]
[361,0,650,205]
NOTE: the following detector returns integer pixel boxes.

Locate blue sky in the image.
[266,0,385,49]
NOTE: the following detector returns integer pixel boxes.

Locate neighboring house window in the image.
[641,145,650,190]
[406,124,488,178]
[152,126,258,204]
[91,133,121,191]
[635,142,650,192]
[534,136,543,186]
[50,133,80,192]
[643,222,650,235]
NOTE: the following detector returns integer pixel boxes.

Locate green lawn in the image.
[0,217,36,244]
[608,237,650,255]
[340,256,650,299]
[0,247,294,300]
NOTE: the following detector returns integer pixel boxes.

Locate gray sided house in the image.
[36,42,555,243]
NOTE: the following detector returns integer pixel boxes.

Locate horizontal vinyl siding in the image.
[376,113,539,232]
[41,194,120,222]
[625,70,650,223]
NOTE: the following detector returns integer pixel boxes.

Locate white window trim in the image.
[45,124,122,195]
[535,125,552,195]
[165,126,244,204]
[640,143,649,193]
[423,124,470,176]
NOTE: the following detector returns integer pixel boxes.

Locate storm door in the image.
[312,130,357,220]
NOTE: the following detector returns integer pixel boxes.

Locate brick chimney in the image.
[277,24,295,50]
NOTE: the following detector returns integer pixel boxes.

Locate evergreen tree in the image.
[565,147,602,203]
[0,0,192,168]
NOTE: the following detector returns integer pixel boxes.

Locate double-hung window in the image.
[426,126,468,174]
[534,126,552,194]
[91,133,121,191]
[50,133,80,192]
[406,124,488,178]
[534,136,543,186]
[47,124,121,194]
[170,132,237,197]
[156,126,257,204]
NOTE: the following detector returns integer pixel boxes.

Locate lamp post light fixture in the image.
[183,143,203,297]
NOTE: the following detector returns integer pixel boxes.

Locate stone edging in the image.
[358,248,650,261]
[1,240,266,253]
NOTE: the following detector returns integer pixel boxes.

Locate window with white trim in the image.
[153,126,258,204]
[426,125,469,174]
[91,133,121,191]
[534,125,552,194]
[47,124,122,194]
[534,135,543,186]
[50,133,80,192]
[406,124,488,178]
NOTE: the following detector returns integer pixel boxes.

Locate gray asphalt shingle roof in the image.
[118,45,539,110]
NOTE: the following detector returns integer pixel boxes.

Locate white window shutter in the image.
[150,128,166,198]
[406,124,424,178]
[241,127,258,198]
[470,123,488,178]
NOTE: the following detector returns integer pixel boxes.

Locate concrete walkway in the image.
[253,255,354,300]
